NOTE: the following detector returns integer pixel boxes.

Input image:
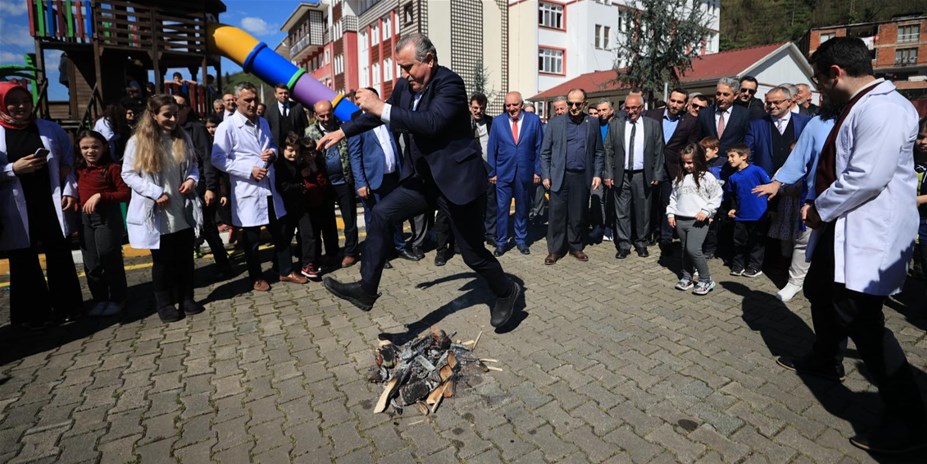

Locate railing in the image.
[27,0,95,43]
[79,82,103,131]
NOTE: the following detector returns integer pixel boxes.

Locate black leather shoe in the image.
[323,277,380,311]
[850,423,927,455]
[777,356,846,382]
[384,260,393,269]
[615,249,630,259]
[398,249,422,261]
[411,247,425,260]
[434,253,447,267]
[493,246,506,257]
[491,281,520,328]
[517,245,530,255]
[180,299,205,315]
[636,247,650,258]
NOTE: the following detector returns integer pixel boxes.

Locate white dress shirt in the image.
[373,125,397,174]
[624,118,645,171]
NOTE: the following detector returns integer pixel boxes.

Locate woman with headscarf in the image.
[0,81,83,329]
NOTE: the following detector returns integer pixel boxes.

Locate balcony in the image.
[288,10,325,64]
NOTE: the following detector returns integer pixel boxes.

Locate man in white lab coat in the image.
[776,37,925,454]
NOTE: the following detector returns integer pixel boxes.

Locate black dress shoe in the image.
[434,253,447,266]
[776,356,846,381]
[384,261,393,269]
[517,245,530,255]
[322,277,380,311]
[398,249,422,261]
[491,281,521,328]
[411,247,425,260]
[180,299,205,315]
[615,250,630,259]
[850,423,927,455]
[493,246,506,257]
[636,247,650,258]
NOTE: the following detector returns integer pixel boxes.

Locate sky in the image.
[0,0,298,101]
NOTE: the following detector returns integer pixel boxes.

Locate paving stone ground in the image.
[1,226,926,463]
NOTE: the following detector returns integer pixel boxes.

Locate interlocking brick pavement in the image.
[2,228,927,463]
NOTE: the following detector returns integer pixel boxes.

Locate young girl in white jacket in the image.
[122,95,203,322]
[666,143,723,295]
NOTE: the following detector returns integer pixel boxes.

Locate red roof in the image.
[532,42,789,100]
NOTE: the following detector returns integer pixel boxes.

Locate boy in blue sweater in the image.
[726,145,771,277]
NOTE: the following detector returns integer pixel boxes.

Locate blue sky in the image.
[0,0,297,101]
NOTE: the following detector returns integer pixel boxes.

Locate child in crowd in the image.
[276,132,330,281]
[75,130,131,316]
[725,145,771,278]
[699,136,724,259]
[666,143,723,295]
[205,115,235,244]
[914,116,927,279]
[122,95,204,323]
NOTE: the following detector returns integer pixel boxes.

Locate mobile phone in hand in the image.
[34,148,50,159]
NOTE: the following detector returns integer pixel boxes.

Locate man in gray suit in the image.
[539,88,604,265]
[604,93,666,258]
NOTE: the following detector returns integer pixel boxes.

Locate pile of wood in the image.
[369,330,493,415]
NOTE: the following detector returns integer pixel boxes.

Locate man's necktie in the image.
[628,120,636,171]
[283,105,289,118]
[512,118,519,144]
[717,111,726,138]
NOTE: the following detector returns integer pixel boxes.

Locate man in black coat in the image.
[264,83,309,148]
[316,34,520,328]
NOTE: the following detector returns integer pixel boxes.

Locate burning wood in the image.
[369,329,484,415]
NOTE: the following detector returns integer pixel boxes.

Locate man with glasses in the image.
[735,76,767,120]
[688,94,708,118]
[603,93,665,259]
[744,85,811,177]
[540,88,604,265]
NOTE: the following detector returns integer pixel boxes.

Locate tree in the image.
[612,0,711,103]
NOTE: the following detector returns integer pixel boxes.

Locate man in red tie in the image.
[486,91,544,256]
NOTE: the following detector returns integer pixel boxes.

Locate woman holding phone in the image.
[0,81,83,329]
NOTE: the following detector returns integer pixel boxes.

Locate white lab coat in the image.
[121,134,201,249]
[210,111,286,227]
[808,79,918,296]
[0,119,77,251]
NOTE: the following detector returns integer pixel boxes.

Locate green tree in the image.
[612,0,711,103]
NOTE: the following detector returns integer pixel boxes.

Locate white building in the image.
[509,0,720,117]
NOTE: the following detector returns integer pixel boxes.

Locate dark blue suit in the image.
[487,112,543,247]
[339,66,510,297]
[696,104,751,163]
[348,126,405,253]
[744,113,812,176]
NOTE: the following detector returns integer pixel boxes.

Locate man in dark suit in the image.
[470,93,495,245]
[644,88,698,251]
[540,88,604,265]
[735,76,767,121]
[316,33,520,328]
[487,91,543,256]
[697,77,751,165]
[265,83,309,148]
[744,85,812,176]
[347,87,408,266]
[604,94,665,258]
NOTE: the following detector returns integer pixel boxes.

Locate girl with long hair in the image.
[121,95,204,323]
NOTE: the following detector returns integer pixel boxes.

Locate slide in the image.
[207,23,359,122]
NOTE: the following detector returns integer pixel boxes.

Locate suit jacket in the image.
[744,113,812,176]
[643,108,698,179]
[539,114,604,192]
[799,104,819,117]
[603,116,666,184]
[735,98,767,121]
[340,66,486,205]
[348,125,401,191]
[696,104,750,160]
[486,112,543,183]
[264,100,308,147]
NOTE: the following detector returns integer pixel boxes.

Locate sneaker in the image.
[301,263,321,281]
[743,268,763,278]
[675,278,694,291]
[602,235,613,242]
[89,301,108,317]
[777,282,803,302]
[692,280,716,296]
[100,301,124,316]
[730,267,744,276]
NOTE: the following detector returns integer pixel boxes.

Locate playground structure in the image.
[27,0,227,129]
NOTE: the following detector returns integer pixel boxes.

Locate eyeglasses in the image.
[741,88,757,94]
[567,101,584,107]
[765,99,789,107]
[690,103,707,110]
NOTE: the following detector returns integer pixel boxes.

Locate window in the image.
[819,32,835,43]
[384,57,393,81]
[539,2,564,29]
[360,66,369,88]
[372,62,380,85]
[324,49,330,64]
[403,4,414,26]
[617,8,632,32]
[595,25,610,49]
[334,54,344,74]
[371,23,380,46]
[896,47,918,65]
[898,24,919,43]
[538,48,564,74]
[384,16,392,39]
